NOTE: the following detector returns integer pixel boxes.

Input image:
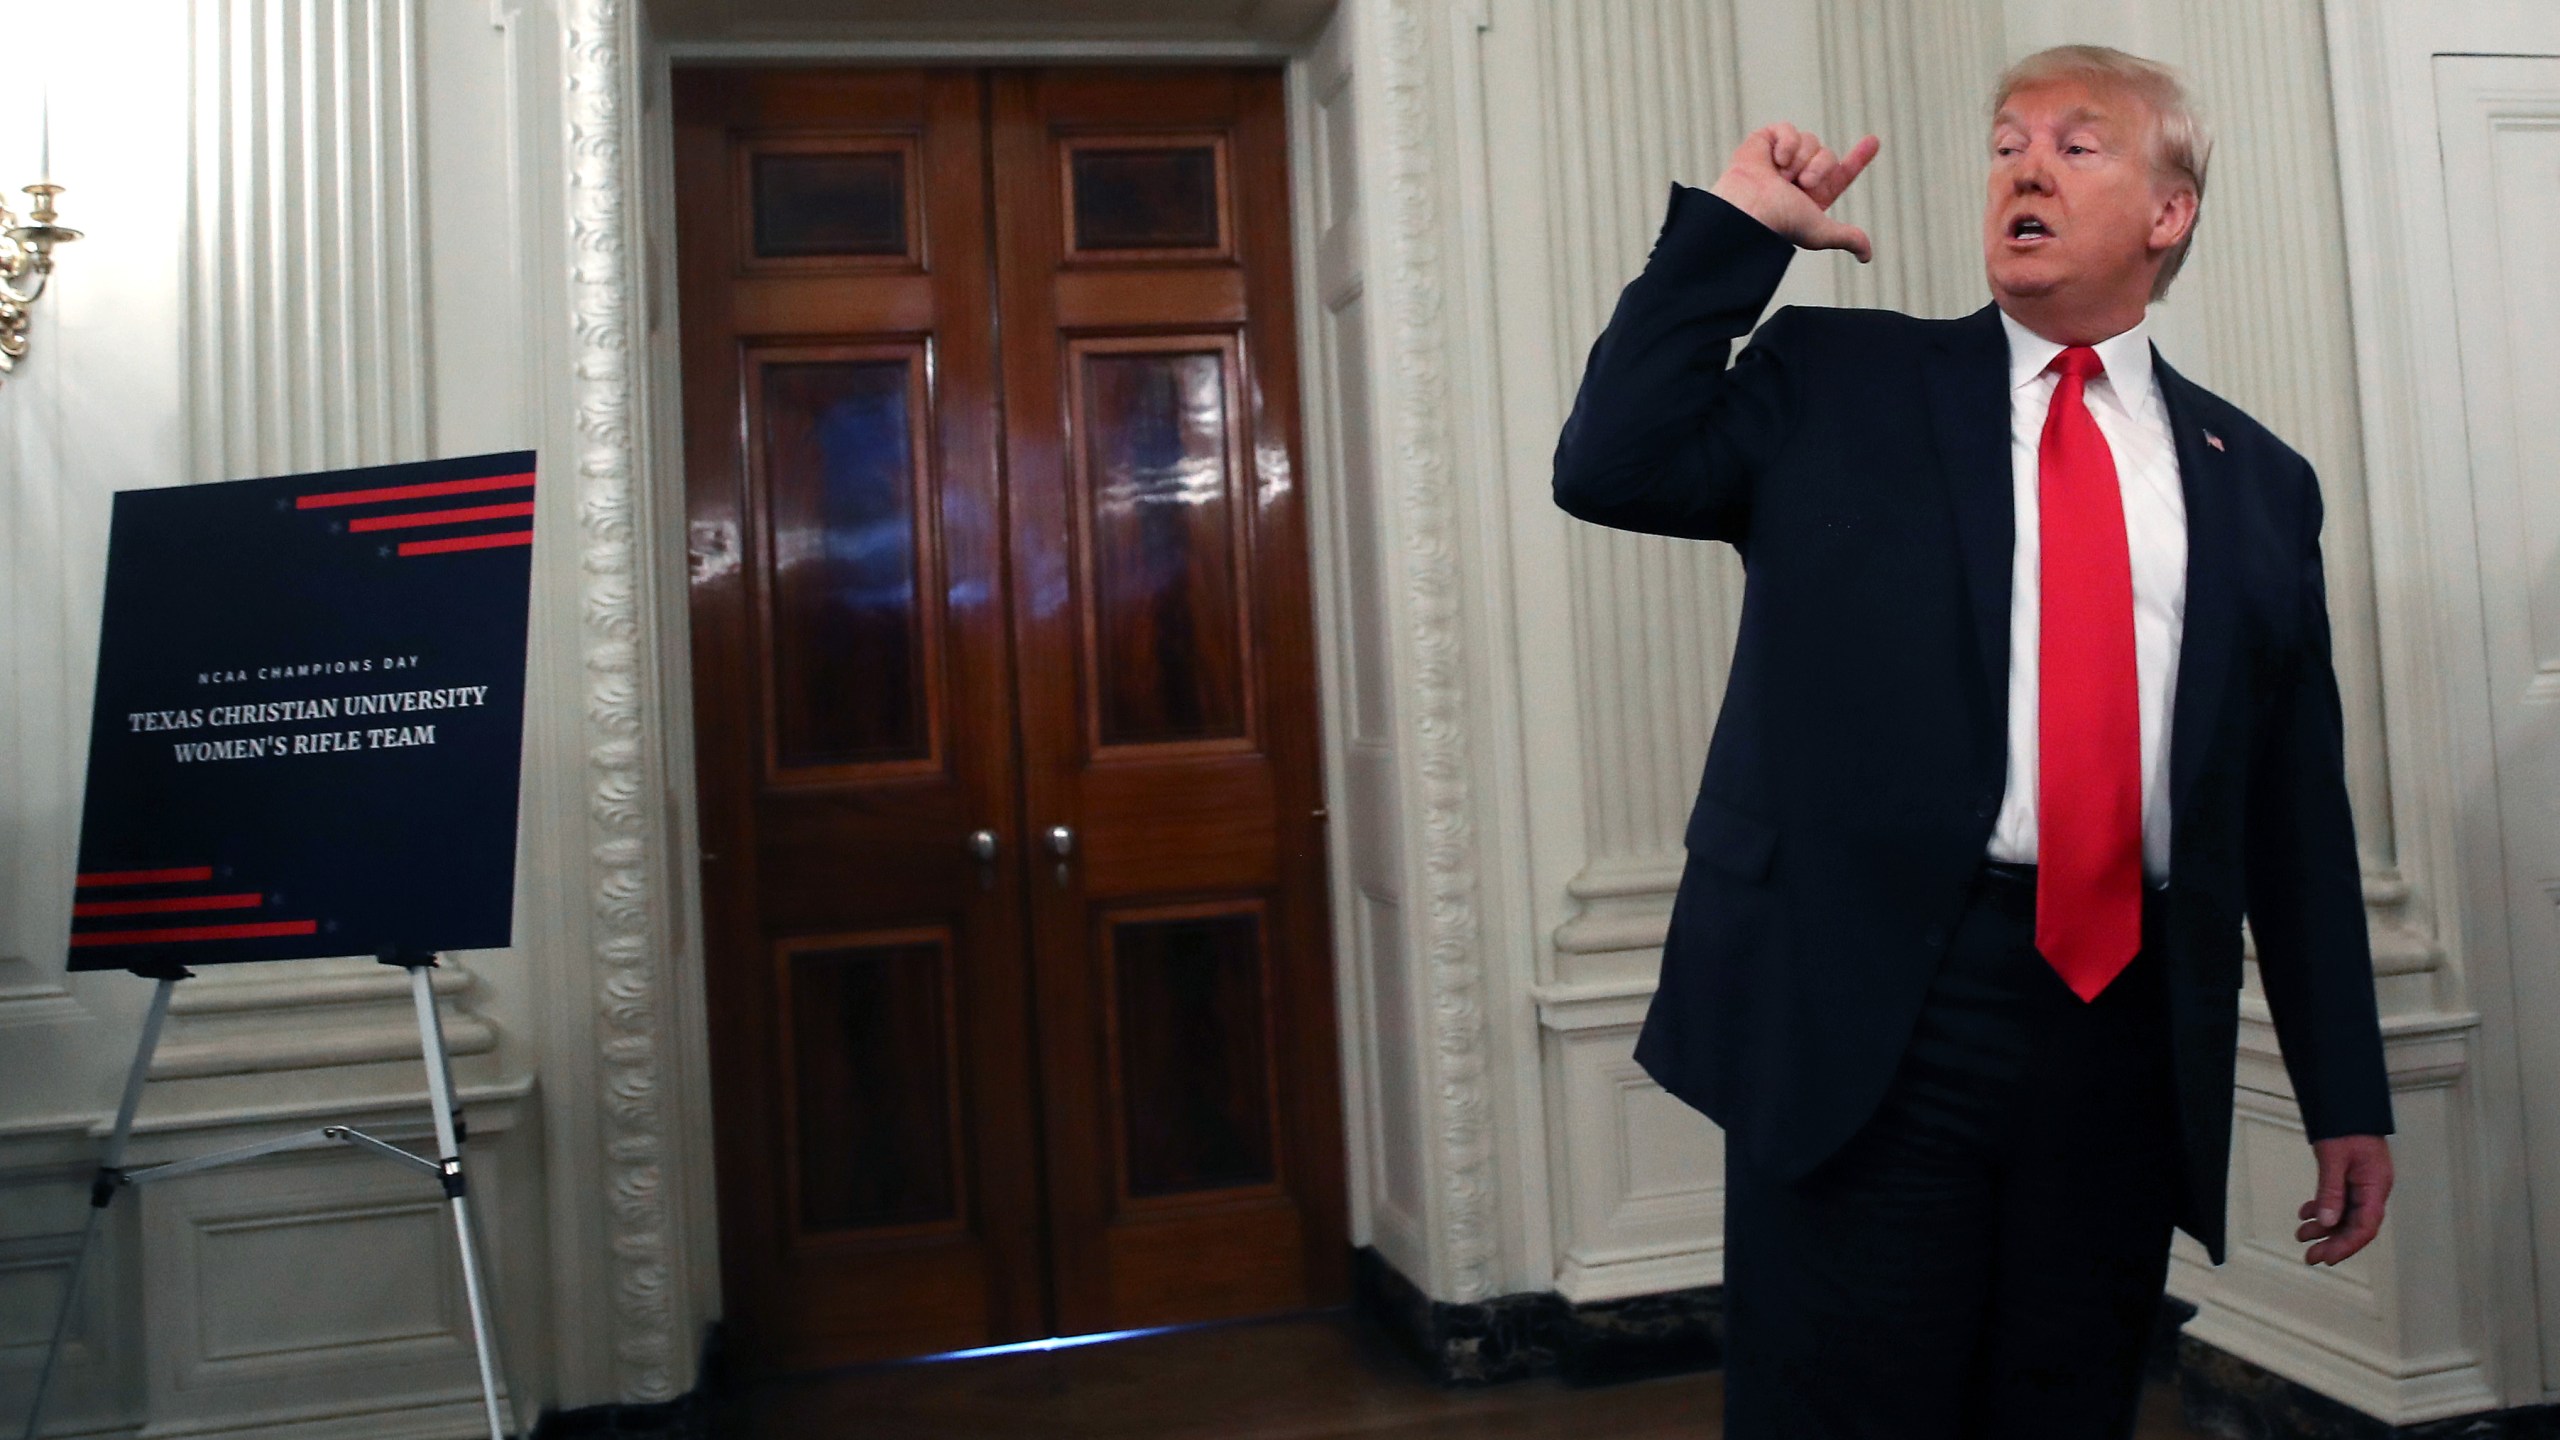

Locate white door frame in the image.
[620,0,1399,1357]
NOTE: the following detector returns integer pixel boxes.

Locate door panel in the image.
[779,929,964,1235]
[1062,134,1231,257]
[2432,49,2560,1392]
[750,346,938,774]
[743,138,919,263]
[675,68,1043,1372]
[1072,336,1256,749]
[1106,903,1283,1200]
[991,66,1347,1335]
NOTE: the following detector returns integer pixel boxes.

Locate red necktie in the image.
[2036,346,2142,1002]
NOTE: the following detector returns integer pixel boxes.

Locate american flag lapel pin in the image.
[2204,429,2225,452]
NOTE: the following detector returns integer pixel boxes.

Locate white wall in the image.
[1,9,191,1431]
[1,0,2550,1433]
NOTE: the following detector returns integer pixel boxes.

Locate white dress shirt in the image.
[1985,307,2187,883]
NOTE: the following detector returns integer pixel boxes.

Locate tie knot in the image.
[2051,345,2105,383]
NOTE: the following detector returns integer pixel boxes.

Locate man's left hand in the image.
[2297,1134,2392,1265]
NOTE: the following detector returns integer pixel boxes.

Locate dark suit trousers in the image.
[1720,862,2186,1439]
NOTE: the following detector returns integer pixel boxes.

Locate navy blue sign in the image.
[68,452,538,974]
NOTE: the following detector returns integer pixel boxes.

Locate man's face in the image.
[1983,78,2192,310]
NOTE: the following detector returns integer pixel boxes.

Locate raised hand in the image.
[1707,123,1881,263]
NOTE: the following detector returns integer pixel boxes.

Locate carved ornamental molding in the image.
[1376,0,1498,1303]
[564,0,679,1403]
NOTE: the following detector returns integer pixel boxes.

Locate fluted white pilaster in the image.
[188,0,427,483]
[2175,0,2404,907]
[173,0,483,1074]
[1536,0,1747,960]
[1508,0,1759,1304]
[1816,0,2005,318]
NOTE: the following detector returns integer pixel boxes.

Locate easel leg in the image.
[22,975,178,1440]
[407,960,510,1440]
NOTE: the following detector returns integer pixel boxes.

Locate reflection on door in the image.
[755,352,936,773]
[674,64,1345,1374]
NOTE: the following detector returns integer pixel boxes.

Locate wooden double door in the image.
[672,65,1347,1372]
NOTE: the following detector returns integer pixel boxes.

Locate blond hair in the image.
[1991,45,2211,300]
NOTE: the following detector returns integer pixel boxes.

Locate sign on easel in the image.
[24,452,540,1440]
[69,450,538,969]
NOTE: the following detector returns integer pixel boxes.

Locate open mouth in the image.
[2007,214,2054,243]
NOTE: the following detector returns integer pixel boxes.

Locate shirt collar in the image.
[1997,305,2160,419]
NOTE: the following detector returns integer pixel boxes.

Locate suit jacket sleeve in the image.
[1551,183,1803,544]
[2245,460,2396,1142]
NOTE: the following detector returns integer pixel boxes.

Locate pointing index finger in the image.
[1825,134,1881,202]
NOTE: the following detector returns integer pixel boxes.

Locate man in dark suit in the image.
[1551,45,2395,1438]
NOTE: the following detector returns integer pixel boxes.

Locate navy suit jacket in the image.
[1551,183,2394,1265]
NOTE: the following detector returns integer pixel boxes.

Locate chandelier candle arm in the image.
[0,180,80,376]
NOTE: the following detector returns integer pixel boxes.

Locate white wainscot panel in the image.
[118,1104,525,1440]
[1539,988,1724,1303]
[2177,1013,2494,1425]
[1360,888,1427,1252]
[0,1154,145,1437]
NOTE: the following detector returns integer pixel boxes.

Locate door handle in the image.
[969,829,999,863]
[1045,824,1074,889]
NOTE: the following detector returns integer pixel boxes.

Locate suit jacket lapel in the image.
[1926,304,2015,711]
[2154,350,2236,827]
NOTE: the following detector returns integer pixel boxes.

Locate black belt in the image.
[1976,859,2040,917]
[1973,859,2168,919]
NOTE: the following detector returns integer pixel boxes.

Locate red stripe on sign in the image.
[347,500,537,533]
[74,892,264,918]
[76,866,216,888]
[397,530,535,557]
[295,471,535,510]
[70,919,317,947]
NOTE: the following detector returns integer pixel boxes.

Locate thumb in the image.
[1804,216,1873,265]
[2313,1151,2347,1228]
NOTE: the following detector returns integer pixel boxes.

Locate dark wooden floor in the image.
[709,1309,2213,1438]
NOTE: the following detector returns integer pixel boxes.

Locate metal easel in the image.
[19,951,510,1440]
